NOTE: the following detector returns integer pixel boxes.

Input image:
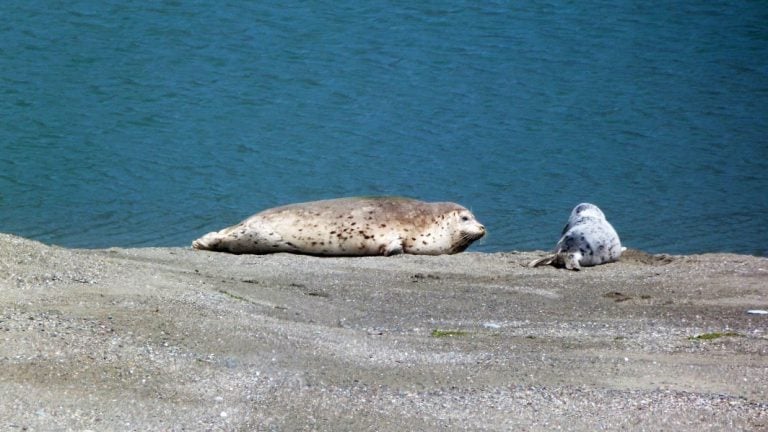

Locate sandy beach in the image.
[1,233,766,430]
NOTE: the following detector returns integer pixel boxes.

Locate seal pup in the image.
[528,203,624,270]
[192,197,486,256]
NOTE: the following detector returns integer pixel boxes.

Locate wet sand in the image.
[1,233,766,430]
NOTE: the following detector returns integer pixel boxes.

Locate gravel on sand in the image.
[1,233,766,430]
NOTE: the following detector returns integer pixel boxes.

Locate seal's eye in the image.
[461,215,470,221]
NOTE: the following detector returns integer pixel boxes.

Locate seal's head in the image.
[446,207,486,253]
[400,203,485,255]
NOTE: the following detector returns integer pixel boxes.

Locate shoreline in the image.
[1,233,766,430]
[21,237,768,260]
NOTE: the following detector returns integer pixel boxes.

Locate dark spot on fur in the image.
[380,224,387,228]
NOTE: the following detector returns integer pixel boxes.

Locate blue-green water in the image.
[1,1,767,255]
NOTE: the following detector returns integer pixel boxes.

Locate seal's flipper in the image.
[192,232,220,251]
[527,254,556,268]
[379,237,404,256]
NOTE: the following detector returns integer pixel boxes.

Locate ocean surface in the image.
[1,1,767,256]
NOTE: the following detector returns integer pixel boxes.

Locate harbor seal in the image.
[528,203,624,270]
[192,197,486,256]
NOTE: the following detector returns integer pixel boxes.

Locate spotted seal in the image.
[528,203,624,270]
[192,197,486,256]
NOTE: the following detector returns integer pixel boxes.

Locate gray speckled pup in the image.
[528,203,624,270]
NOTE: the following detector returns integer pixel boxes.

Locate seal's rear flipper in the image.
[192,232,219,251]
[528,252,583,271]
[527,254,555,268]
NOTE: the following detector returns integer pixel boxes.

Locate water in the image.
[1,1,767,256]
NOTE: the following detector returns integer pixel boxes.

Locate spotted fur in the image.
[192,197,485,256]
[528,203,624,270]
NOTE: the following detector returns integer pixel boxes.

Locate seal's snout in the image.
[467,223,486,240]
[476,224,486,237]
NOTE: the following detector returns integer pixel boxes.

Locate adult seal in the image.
[528,203,624,270]
[192,197,486,256]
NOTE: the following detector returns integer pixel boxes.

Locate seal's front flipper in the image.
[380,237,404,256]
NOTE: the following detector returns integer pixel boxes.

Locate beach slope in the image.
[0,233,766,430]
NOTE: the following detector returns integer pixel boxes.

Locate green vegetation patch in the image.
[689,332,742,341]
[431,329,468,338]
[217,289,256,305]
